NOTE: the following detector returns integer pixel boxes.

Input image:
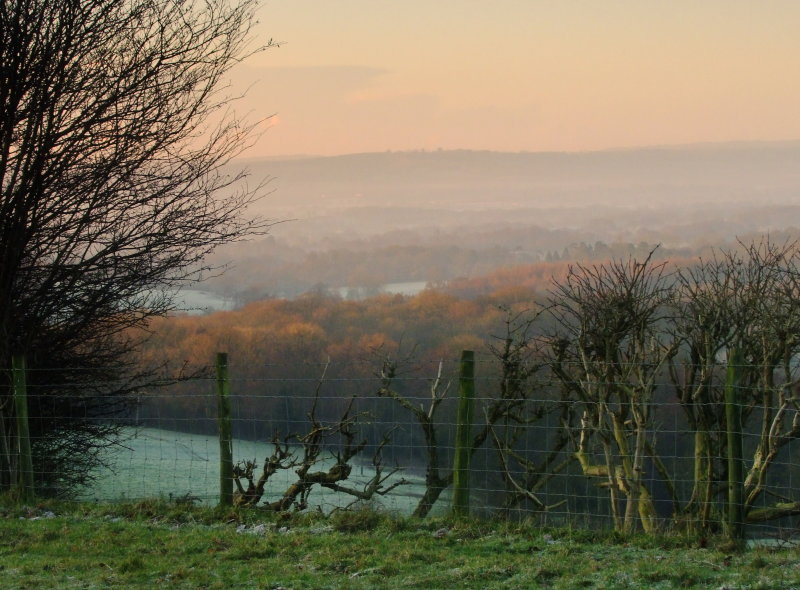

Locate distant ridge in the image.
[238,139,800,163]
[237,140,800,216]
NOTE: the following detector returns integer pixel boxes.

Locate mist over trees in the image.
[198,148,800,302]
[0,0,271,495]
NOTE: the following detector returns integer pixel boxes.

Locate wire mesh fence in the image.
[4,352,800,541]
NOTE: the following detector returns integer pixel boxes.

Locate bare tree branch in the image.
[0,0,275,493]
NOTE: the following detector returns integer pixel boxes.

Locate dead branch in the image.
[487,421,568,513]
[233,435,296,507]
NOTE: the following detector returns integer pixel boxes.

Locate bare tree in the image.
[545,251,676,533]
[670,238,800,528]
[376,356,453,518]
[484,309,574,516]
[0,0,273,494]
[376,310,571,518]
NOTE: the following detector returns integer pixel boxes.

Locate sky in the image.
[232,1,800,157]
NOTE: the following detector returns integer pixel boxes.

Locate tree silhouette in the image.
[0,0,272,495]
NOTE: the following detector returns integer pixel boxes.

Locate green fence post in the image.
[216,352,234,507]
[725,347,744,542]
[452,350,475,518]
[12,355,34,501]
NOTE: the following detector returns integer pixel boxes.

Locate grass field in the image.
[80,427,432,514]
[2,500,800,589]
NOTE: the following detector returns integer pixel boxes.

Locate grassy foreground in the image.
[1,500,799,589]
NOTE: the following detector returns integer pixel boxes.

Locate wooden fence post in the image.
[12,355,34,501]
[452,350,475,518]
[216,352,234,507]
[725,347,744,542]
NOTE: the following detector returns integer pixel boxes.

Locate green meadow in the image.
[2,500,800,589]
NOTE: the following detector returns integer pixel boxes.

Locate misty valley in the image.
[195,143,800,305]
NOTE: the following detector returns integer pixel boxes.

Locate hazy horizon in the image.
[237,141,800,215]
[237,138,800,161]
[201,141,800,302]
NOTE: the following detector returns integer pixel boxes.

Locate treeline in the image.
[201,227,700,302]
[140,288,518,391]
[201,233,573,302]
[200,200,800,303]
[202,236,702,303]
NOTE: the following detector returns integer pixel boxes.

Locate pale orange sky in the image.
[231,0,800,157]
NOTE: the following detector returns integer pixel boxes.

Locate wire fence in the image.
[3,352,800,541]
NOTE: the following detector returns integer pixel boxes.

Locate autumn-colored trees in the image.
[136,291,513,445]
[136,239,800,531]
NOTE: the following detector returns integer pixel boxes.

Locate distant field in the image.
[80,427,432,513]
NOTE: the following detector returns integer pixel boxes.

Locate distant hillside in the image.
[201,143,800,302]
[239,142,800,219]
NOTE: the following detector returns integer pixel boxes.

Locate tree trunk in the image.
[412,475,451,518]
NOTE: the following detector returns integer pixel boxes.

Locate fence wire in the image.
[3,355,800,540]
